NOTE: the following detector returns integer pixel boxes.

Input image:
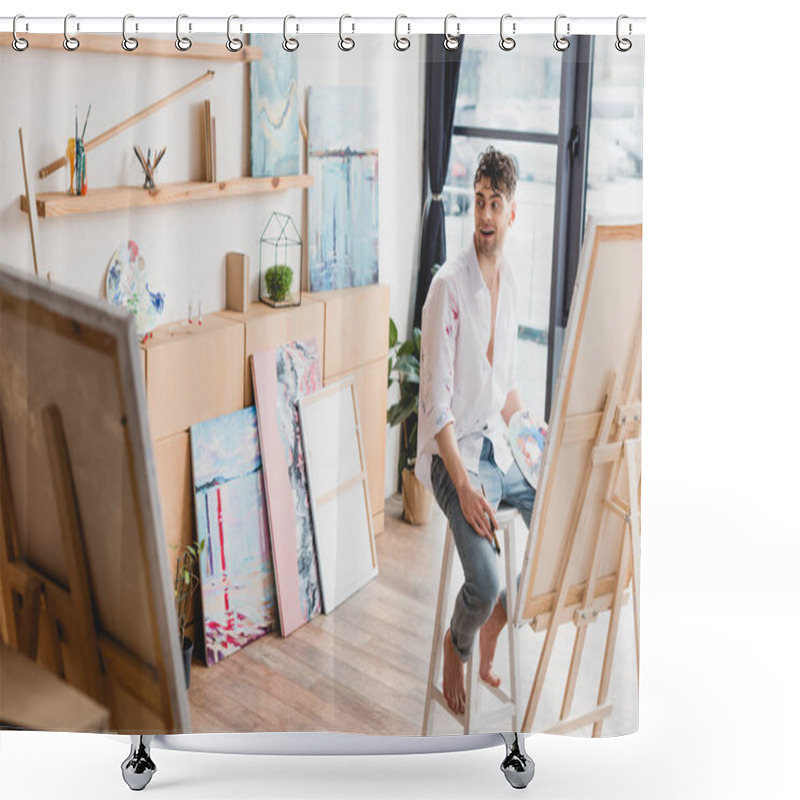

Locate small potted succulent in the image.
[264,264,294,305]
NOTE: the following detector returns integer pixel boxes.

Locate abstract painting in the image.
[308,86,379,291]
[249,34,300,177]
[190,406,278,666]
[508,410,548,490]
[252,340,323,636]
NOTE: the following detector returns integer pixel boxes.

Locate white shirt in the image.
[415,238,519,493]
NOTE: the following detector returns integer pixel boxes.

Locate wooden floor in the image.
[186,496,638,737]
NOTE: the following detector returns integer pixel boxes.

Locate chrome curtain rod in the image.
[0,15,646,37]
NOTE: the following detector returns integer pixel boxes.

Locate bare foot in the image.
[443,630,466,715]
[479,599,507,688]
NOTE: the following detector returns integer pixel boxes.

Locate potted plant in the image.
[172,539,205,689]
[387,318,433,525]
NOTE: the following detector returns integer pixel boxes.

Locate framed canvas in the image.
[299,377,378,613]
[190,406,278,666]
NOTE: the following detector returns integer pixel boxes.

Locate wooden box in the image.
[220,300,325,406]
[141,314,245,440]
[308,284,390,379]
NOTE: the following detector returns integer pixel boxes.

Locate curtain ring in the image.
[615,15,633,52]
[443,14,460,51]
[63,14,80,51]
[338,15,355,51]
[499,14,516,51]
[12,15,29,52]
[283,15,299,51]
[226,15,243,52]
[553,14,570,52]
[122,14,138,51]
[175,14,192,51]
[394,14,411,51]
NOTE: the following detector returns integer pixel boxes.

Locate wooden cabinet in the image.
[141,314,245,441]
[142,285,389,589]
[309,284,390,534]
[219,300,325,406]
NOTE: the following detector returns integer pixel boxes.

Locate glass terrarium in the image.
[259,212,302,308]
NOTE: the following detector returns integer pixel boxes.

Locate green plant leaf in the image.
[389,318,398,349]
[388,398,417,428]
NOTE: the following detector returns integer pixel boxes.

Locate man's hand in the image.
[456,481,498,542]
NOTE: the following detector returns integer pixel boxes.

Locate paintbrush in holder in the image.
[134,146,166,189]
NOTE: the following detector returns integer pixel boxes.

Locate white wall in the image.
[0,35,425,499]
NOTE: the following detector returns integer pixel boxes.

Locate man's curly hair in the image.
[474,146,517,200]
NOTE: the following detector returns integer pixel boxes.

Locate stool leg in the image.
[503,522,521,730]
[423,527,456,735]
[464,653,480,734]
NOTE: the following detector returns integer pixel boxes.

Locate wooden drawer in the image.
[142,314,245,440]
[220,300,325,406]
[309,284,390,379]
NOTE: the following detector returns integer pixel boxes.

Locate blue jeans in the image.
[431,438,535,662]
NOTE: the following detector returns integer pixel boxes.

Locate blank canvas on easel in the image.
[299,377,377,613]
[514,217,642,736]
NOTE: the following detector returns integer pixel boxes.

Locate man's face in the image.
[473,177,516,261]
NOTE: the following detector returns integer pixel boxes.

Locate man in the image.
[416,147,536,716]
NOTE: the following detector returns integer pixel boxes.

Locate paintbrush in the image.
[81,104,92,140]
[480,484,501,555]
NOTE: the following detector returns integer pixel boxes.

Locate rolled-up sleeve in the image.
[419,276,458,446]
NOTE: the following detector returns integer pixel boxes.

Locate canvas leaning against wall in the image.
[0,30,643,745]
[191,406,278,666]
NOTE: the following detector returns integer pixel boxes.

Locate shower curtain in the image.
[0,18,644,751]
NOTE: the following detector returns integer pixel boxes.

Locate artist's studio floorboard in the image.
[187,496,638,737]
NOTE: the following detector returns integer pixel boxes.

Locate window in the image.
[441,36,643,421]
[586,36,645,219]
[443,38,562,420]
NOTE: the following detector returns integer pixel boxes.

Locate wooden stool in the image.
[422,505,521,734]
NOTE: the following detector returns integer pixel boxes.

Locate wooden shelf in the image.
[21,175,315,218]
[0,33,262,61]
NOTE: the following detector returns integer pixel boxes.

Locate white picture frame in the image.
[298,377,378,613]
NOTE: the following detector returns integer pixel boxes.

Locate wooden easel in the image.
[513,219,642,736]
[0,265,191,733]
[523,358,641,735]
[0,407,108,708]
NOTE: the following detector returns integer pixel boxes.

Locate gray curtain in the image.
[413,34,464,327]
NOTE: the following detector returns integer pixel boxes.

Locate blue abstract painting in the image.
[250,34,300,177]
[190,406,278,666]
[308,86,379,291]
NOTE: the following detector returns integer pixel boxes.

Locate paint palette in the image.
[105,240,164,341]
[508,410,548,489]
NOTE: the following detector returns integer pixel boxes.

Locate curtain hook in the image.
[175,14,192,51]
[615,15,633,52]
[122,14,139,51]
[338,14,355,51]
[499,14,516,51]
[394,14,411,51]
[226,15,243,52]
[444,14,460,51]
[63,13,80,51]
[283,15,299,51]
[553,14,570,52]
[12,14,29,52]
